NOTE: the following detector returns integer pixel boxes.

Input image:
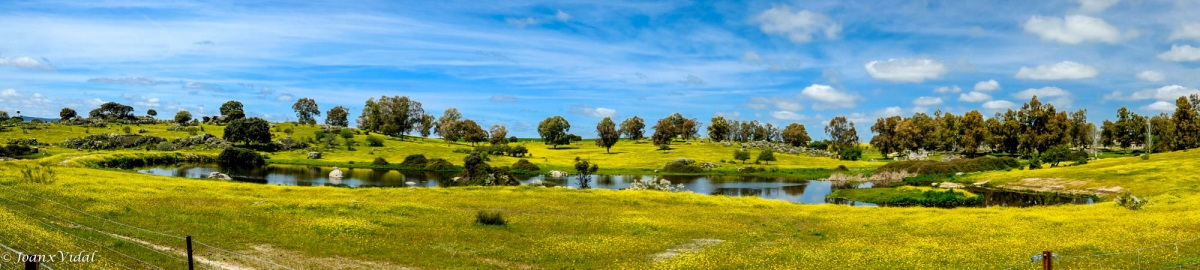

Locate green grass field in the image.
[3,122,1200,269]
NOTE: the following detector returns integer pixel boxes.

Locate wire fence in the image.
[0,183,292,269]
[1003,236,1200,269]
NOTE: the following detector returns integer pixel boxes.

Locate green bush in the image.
[475,210,507,226]
[509,145,528,157]
[1029,159,1043,170]
[373,157,389,166]
[839,147,863,161]
[835,165,849,171]
[511,159,541,172]
[662,158,703,173]
[424,158,455,171]
[217,147,264,168]
[1114,191,1148,210]
[19,165,55,184]
[879,156,1021,175]
[400,154,428,168]
[122,126,132,134]
[365,136,384,147]
[156,141,175,151]
[808,140,830,151]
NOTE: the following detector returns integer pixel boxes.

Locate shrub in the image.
[737,166,765,173]
[360,135,383,147]
[879,156,1021,175]
[808,140,830,151]
[122,126,132,134]
[658,144,671,151]
[512,159,540,172]
[0,144,35,157]
[400,154,428,168]
[1029,159,1043,170]
[835,165,849,171]
[1114,191,1148,210]
[217,147,264,168]
[508,136,518,143]
[475,211,507,226]
[757,150,776,165]
[156,141,175,151]
[373,157,389,166]
[452,148,473,154]
[137,128,149,134]
[839,147,863,161]
[425,158,454,171]
[509,145,528,157]
[733,149,751,164]
[662,158,703,173]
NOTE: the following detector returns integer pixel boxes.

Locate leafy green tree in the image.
[574,158,599,189]
[489,124,508,145]
[174,111,192,125]
[357,98,383,131]
[756,149,776,165]
[226,110,246,121]
[869,116,901,156]
[1114,106,1145,153]
[1069,109,1088,147]
[325,106,349,127]
[460,119,487,146]
[224,117,272,146]
[895,118,919,152]
[59,108,77,121]
[1152,113,1177,152]
[937,112,961,152]
[418,114,435,138]
[291,98,321,125]
[619,116,645,142]
[1017,96,1067,157]
[147,109,157,118]
[734,149,751,164]
[681,118,700,141]
[910,112,938,150]
[595,117,620,153]
[94,102,134,119]
[825,116,859,153]
[219,100,243,118]
[782,123,811,147]
[436,108,463,144]
[537,116,571,148]
[960,110,988,157]
[1174,96,1200,150]
[1100,120,1116,149]
[1042,145,1072,167]
[708,116,731,142]
[651,118,673,146]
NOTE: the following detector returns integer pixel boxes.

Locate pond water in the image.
[137,164,1092,207]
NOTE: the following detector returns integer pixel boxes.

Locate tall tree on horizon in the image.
[595,117,620,153]
[825,116,859,152]
[292,98,321,125]
[1174,96,1200,150]
[436,108,463,145]
[782,123,811,147]
[707,116,731,142]
[537,116,571,148]
[960,110,988,157]
[619,116,645,142]
[325,105,349,127]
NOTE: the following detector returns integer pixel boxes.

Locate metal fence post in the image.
[187,235,194,270]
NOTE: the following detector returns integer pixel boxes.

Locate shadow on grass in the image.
[545,147,581,150]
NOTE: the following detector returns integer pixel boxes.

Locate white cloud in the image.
[489,95,517,102]
[1023,15,1122,44]
[982,100,1017,110]
[973,80,1001,91]
[569,105,617,118]
[959,92,993,102]
[1012,87,1073,107]
[934,85,961,93]
[506,17,540,28]
[1014,61,1098,80]
[183,82,223,91]
[555,10,570,22]
[770,111,809,121]
[1142,101,1176,111]
[864,58,947,83]
[716,111,742,119]
[1168,22,1200,41]
[0,89,18,98]
[1076,0,1119,13]
[276,94,294,102]
[800,84,859,109]
[752,5,841,43]
[775,100,803,111]
[878,106,904,117]
[1107,85,1200,101]
[1013,87,1070,99]
[912,96,943,106]
[741,51,762,63]
[87,77,168,85]
[0,56,56,71]
[1157,45,1200,62]
[86,98,105,108]
[1136,71,1166,82]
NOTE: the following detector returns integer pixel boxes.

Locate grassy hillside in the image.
[1,160,1199,269]
[966,149,1200,197]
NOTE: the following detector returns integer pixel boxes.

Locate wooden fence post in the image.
[187,235,194,270]
[1042,250,1053,270]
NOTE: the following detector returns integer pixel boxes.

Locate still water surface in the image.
[138,164,1092,207]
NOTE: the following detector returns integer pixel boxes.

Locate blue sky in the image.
[2,0,1200,138]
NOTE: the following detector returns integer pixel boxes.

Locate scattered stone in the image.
[972,181,989,187]
[955,172,964,176]
[329,166,343,179]
[548,170,568,178]
[307,152,322,159]
[654,239,725,263]
[938,182,965,189]
[405,181,416,186]
[207,172,231,180]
